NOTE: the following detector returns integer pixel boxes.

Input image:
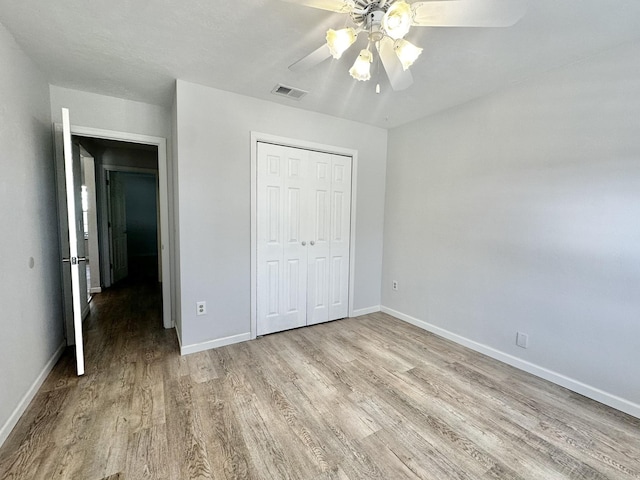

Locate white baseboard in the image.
[351,305,381,317]
[0,341,66,448]
[180,332,251,356]
[381,306,640,419]
[89,287,102,294]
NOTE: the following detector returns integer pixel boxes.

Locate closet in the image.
[256,142,352,336]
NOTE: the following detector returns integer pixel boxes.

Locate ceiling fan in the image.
[283,0,527,91]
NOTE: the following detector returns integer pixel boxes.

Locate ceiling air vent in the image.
[271,84,308,101]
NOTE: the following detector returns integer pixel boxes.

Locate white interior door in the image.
[257,142,352,335]
[257,143,308,335]
[108,171,128,283]
[59,108,85,376]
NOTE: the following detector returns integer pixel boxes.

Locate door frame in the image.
[250,132,358,340]
[68,125,173,329]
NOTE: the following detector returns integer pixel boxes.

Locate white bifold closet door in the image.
[257,142,351,336]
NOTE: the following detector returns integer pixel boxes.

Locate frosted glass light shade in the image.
[394,38,423,70]
[349,49,373,81]
[382,0,412,40]
[326,27,357,59]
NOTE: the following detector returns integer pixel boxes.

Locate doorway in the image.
[54,112,173,378]
[76,137,161,290]
[79,145,101,299]
[57,122,172,347]
[109,170,160,283]
[73,128,172,332]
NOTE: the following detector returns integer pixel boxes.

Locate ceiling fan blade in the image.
[289,44,332,72]
[279,0,356,13]
[377,37,413,91]
[411,0,527,27]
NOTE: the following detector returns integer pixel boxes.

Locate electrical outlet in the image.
[392,280,399,291]
[196,301,206,316]
[516,332,529,349]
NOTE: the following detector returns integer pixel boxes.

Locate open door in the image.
[55,108,86,375]
[107,171,128,283]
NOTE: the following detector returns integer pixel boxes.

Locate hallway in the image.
[0,278,174,479]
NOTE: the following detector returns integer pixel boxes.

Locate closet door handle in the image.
[301,241,307,246]
[310,241,315,246]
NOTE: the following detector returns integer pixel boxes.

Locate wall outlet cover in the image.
[197,301,206,316]
[516,332,529,349]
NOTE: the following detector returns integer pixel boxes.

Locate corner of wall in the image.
[381,305,640,420]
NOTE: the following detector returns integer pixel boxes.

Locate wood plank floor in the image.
[1,280,639,480]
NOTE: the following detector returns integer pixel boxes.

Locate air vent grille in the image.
[271,84,308,101]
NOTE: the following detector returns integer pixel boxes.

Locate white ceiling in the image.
[1,0,640,129]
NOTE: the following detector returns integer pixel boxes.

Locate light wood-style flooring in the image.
[1,279,639,479]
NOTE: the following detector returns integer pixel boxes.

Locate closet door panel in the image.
[257,144,285,335]
[282,147,308,326]
[257,143,307,335]
[329,155,352,320]
[306,151,332,325]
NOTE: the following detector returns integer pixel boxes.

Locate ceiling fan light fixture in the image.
[326,27,357,59]
[393,38,423,70]
[382,0,412,40]
[349,48,373,81]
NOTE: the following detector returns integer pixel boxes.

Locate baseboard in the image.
[0,341,66,448]
[381,306,640,419]
[180,332,251,356]
[351,305,381,317]
[89,287,102,294]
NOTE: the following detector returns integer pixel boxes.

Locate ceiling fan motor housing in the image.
[366,10,385,41]
[350,1,390,27]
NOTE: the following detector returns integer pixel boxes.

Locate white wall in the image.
[50,86,171,139]
[0,23,64,445]
[383,40,640,417]
[175,80,387,348]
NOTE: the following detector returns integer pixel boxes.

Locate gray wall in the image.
[50,86,171,138]
[382,40,640,416]
[0,23,64,444]
[175,80,387,348]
